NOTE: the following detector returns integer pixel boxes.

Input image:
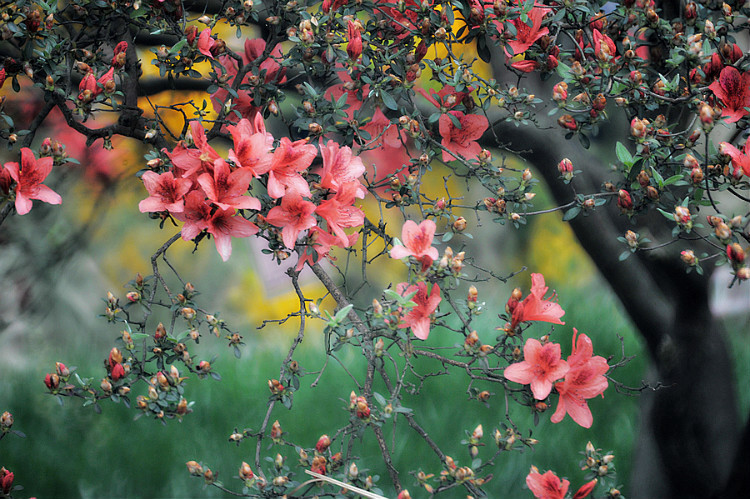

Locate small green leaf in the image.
[562,206,581,221]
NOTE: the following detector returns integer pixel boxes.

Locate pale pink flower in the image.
[267,138,317,199]
[504,338,569,400]
[390,219,439,269]
[319,140,366,197]
[265,186,318,249]
[138,170,192,213]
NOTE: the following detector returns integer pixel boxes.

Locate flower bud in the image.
[348,462,359,479]
[239,462,254,480]
[727,243,746,264]
[316,434,331,453]
[453,217,467,232]
[1,412,14,429]
[680,250,697,266]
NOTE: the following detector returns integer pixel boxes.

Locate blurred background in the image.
[1,28,749,499]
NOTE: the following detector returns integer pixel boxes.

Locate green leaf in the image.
[615,141,633,166]
[562,206,581,221]
[334,304,353,322]
[380,91,398,111]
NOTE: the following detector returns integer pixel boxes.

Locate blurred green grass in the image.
[0,279,648,499]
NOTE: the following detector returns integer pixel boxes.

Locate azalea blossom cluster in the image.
[138,114,366,264]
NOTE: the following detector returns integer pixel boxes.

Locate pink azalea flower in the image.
[551,330,609,428]
[511,273,566,328]
[504,338,569,400]
[197,28,216,59]
[314,181,365,247]
[525,467,569,499]
[265,186,318,249]
[205,208,258,261]
[227,116,274,177]
[138,170,193,213]
[438,111,489,162]
[709,66,750,123]
[3,148,62,215]
[319,140,366,197]
[396,281,441,340]
[197,158,260,211]
[174,190,211,241]
[720,136,750,178]
[267,137,317,199]
[390,219,439,269]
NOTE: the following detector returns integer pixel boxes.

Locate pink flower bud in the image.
[315,434,331,453]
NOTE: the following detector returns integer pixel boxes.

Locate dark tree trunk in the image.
[494,124,741,498]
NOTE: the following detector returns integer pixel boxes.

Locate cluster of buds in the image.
[494,426,522,451]
[483,196,506,214]
[467,424,483,458]
[350,392,371,420]
[727,243,749,280]
[438,247,465,274]
[581,441,616,478]
[44,362,71,391]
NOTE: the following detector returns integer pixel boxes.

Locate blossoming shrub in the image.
[1,0,749,498]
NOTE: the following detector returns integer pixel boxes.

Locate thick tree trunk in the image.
[496,124,741,498]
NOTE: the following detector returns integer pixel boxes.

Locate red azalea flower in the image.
[197,158,260,211]
[551,330,609,428]
[498,3,551,57]
[592,29,616,62]
[416,85,474,110]
[265,186,318,249]
[511,273,566,328]
[138,170,192,213]
[346,20,362,61]
[111,363,125,381]
[438,111,488,162]
[573,479,598,499]
[504,338,569,400]
[1,468,14,495]
[360,107,405,150]
[525,467,568,499]
[4,147,62,215]
[720,136,750,177]
[709,66,750,123]
[511,59,541,73]
[390,219,439,269]
[319,140,366,197]
[396,281,441,340]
